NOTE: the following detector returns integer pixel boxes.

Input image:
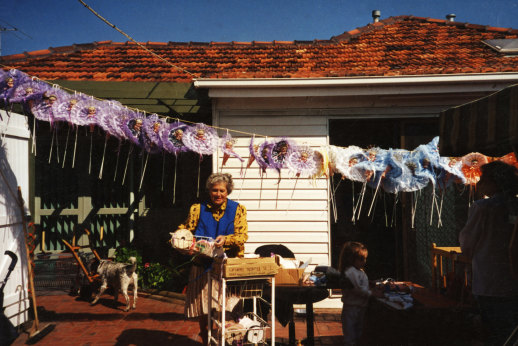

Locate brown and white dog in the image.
[91,257,138,311]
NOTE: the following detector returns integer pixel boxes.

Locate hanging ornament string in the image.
[4,66,518,206]
[0,64,279,148]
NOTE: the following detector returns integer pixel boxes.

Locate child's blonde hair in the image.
[338,241,368,272]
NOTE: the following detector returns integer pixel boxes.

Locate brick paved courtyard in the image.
[11,292,343,345]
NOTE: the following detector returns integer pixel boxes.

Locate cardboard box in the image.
[273,257,305,286]
[212,257,278,278]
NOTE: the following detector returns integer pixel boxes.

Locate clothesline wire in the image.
[77,0,199,79]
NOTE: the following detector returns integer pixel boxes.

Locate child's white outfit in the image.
[341,266,372,346]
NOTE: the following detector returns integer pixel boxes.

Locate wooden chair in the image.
[430,243,471,303]
[62,228,102,285]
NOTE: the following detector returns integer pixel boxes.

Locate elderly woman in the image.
[459,161,518,346]
[177,172,248,345]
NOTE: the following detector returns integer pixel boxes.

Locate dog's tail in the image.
[126,256,137,275]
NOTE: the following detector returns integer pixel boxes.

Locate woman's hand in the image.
[214,235,226,248]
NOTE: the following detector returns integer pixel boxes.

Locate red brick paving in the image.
[11,292,343,345]
[12,291,483,345]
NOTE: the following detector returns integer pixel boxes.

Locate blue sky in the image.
[1,0,517,57]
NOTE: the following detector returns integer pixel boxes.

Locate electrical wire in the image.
[77,0,199,79]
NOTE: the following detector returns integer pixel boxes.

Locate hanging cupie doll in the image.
[11,80,52,153]
[120,110,146,184]
[266,137,297,207]
[267,138,296,172]
[106,104,133,182]
[142,114,164,155]
[220,131,244,171]
[183,123,218,156]
[351,147,388,187]
[333,145,367,182]
[236,135,269,201]
[94,100,128,179]
[286,145,320,179]
[253,139,275,206]
[328,145,368,222]
[408,138,442,225]
[381,149,406,194]
[311,147,330,180]
[162,120,189,155]
[135,114,165,190]
[349,147,389,219]
[461,151,489,204]
[98,100,127,141]
[162,120,189,203]
[285,145,321,211]
[70,98,108,173]
[183,123,219,197]
[31,89,65,162]
[461,152,488,186]
[408,138,440,190]
[51,92,90,167]
[436,156,466,190]
[0,69,30,114]
[10,79,52,114]
[122,110,146,147]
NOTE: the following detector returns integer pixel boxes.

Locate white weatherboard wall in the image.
[214,111,331,268]
[201,75,518,308]
[0,110,30,327]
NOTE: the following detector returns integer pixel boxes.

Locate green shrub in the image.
[142,263,174,289]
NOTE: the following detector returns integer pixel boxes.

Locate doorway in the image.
[329,117,439,281]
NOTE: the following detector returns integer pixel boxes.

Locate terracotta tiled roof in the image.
[2,15,518,82]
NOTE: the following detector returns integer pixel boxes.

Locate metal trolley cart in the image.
[208,258,277,346]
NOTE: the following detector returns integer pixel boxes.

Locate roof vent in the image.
[372,10,381,23]
[446,14,456,22]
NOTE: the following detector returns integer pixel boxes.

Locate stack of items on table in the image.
[273,255,309,286]
[375,279,414,310]
[304,265,342,287]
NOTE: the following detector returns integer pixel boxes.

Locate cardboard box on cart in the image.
[212,257,278,278]
[272,256,305,286]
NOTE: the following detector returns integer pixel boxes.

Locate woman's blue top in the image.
[194,199,238,239]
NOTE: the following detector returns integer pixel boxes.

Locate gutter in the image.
[194,73,518,98]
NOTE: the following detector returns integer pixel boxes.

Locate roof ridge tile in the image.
[273,40,294,45]
[73,43,96,50]
[49,45,76,53]
[146,42,168,46]
[251,41,273,45]
[189,41,210,46]
[210,41,231,46]
[26,49,52,58]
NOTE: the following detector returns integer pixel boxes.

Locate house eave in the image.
[194,73,518,98]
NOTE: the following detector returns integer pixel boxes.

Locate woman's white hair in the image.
[206,173,234,194]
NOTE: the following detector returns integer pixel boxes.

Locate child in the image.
[339,241,376,346]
